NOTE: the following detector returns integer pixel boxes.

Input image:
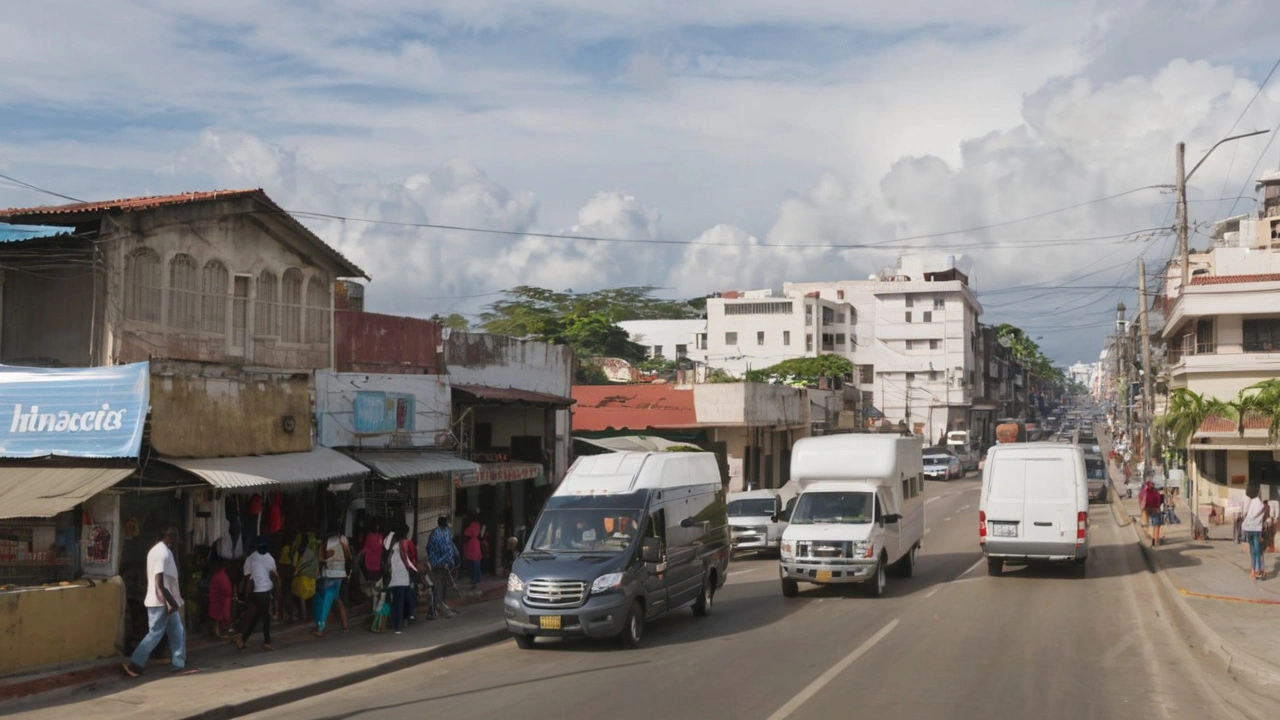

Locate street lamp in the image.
[1177,130,1270,286]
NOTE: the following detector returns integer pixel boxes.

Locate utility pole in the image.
[1177,142,1189,288]
[1139,258,1154,476]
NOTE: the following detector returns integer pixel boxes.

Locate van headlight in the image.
[780,541,794,561]
[507,574,525,593]
[591,572,624,594]
[853,541,871,558]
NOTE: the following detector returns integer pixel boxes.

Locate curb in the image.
[1126,514,1280,698]
[181,626,511,720]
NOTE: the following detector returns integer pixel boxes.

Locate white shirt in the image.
[385,534,414,588]
[323,536,348,579]
[1243,498,1268,533]
[144,541,182,608]
[243,551,278,593]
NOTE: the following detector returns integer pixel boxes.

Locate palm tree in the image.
[1241,379,1280,444]
[1155,388,1235,449]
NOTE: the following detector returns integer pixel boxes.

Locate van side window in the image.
[647,509,667,545]
[873,495,883,524]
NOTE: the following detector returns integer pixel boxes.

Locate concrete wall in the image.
[474,405,548,450]
[619,319,708,364]
[703,295,856,377]
[334,311,445,374]
[316,370,451,449]
[101,199,339,369]
[149,361,313,457]
[445,333,572,398]
[0,264,95,368]
[0,576,124,676]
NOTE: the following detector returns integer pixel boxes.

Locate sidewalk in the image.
[0,577,510,719]
[1101,437,1280,698]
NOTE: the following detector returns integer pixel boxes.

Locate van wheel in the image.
[866,555,887,597]
[892,544,917,578]
[693,575,714,617]
[781,578,799,597]
[513,634,536,650]
[987,558,1003,576]
[618,600,645,648]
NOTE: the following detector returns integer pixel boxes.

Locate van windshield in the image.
[790,491,873,525]
[528,509,642,553]
[728,498,776,517]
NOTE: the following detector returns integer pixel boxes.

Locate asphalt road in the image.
[247,476,1263,720]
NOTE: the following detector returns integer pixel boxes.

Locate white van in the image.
[727,488,787,555]
[979,442,1089,576]
[779,434,925,598]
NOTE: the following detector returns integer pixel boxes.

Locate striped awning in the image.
[0,466,134,519]
[353,452,480,481]
[160,447,369,489]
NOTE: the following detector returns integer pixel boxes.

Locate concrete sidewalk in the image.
[1101,435,1280,698]
[0,580,511,720]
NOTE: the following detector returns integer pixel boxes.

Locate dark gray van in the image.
[504,451,730,648]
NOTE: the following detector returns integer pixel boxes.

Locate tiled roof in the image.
[572,385,697,431]
[0,189,368,279]
[0,189,260,219]
[1199,413,1272,433]
[1188,273,1280,286]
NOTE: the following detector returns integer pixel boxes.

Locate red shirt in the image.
[208,568,232,622]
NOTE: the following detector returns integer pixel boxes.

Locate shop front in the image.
[0,362,149,676]
[456,457,545,576]
[351,451,481,546]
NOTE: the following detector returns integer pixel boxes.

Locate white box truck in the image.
[779,434,926,598]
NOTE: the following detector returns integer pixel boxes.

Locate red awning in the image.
[452,384,574,407]
[571,385,697,431]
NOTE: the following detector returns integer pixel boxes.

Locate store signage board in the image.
[0,362,149,458]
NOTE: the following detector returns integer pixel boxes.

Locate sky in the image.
[4,0,1280,364]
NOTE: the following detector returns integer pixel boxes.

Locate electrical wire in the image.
[0,172,86,204]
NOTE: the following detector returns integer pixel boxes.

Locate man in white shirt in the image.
[234,538,280,651]
[123,528,194,677]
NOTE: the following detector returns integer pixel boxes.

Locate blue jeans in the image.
[1247,531,1265,574]
[314,578,342,632]
[389,585,408,631]
[128,606,186,672]
[466,559,481,587]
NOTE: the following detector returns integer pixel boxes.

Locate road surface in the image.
[247,476,1264,720]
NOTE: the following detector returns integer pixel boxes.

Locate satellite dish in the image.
[997,335,1013,349]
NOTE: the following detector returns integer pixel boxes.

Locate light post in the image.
[1177,130,1270,287]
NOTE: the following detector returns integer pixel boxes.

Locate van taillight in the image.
[1076,511,1087,545]
[979,510,987,544]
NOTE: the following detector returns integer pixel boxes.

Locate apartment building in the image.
[618,318,707,365]
[785,254,982,445]
[702,289,856,378]
[1162,176,1280,509]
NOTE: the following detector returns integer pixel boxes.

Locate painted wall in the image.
[149,362,313,457]
[445,333,571,398]
[0,263,96,368]
[100,199,340,369]
[619,319,707,364]
[315,370,451,449]
[703,295,856,377]
[0,576,124,676]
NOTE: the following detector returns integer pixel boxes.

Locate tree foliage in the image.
[479,285,698,337]
[995,323,1066,389]
[744,355,854,387]
[430,313,470,332]
[705,367,738,384]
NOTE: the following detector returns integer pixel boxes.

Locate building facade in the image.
[702,290,856,378]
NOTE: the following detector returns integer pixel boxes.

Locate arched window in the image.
[305,276,330,343]
[168,254,199,330]
[201,260,229,334]
[124,248,161,323]
[281,268,303,343]
[255,270,278,337]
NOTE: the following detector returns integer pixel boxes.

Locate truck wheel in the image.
[618,600,645,648]
[867,555,887,597]
[513,634,536,650]
[781,578,799,597]
[987,558,1003,576]
[693,574,714,617]
[891,544,917,578]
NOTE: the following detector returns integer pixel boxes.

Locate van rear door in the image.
[1022,456,1074,546]
[984,458,1026,538]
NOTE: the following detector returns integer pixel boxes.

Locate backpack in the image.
[1142,486,1162,511]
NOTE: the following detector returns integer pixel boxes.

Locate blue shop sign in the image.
[0,362,149,458]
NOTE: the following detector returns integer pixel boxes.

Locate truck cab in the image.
[946,430,979,472]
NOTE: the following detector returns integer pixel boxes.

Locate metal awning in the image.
[453,384,574,407]
[0,466,135,519]
[575,436,690,453]
[352,452,480,481]
[160,447,369,489]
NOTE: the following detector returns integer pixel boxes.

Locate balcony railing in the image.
[1167,334,1216,364]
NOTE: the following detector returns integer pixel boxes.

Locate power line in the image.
[0,172,85,204]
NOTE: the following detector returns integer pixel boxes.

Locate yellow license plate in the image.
[539,615,561,630]
[816,570,832,582]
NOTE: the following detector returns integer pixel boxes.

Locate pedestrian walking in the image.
[1164,488,1181,525]
[359,521,384,584]
[277,531,297,622]
[1242,485,1270,580]
[234,538,280,651]
[208,559,233,639]
[426,516,459,618]
[462,513,485,589]
[312,525,351,637]
[291,532,318,622]
[122,527,196,677]
[1140,479,1163,545]
[385,524,418,635]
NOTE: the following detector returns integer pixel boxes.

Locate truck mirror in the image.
[642,537,663,564]
[770,514,779,524]
[680,517,695,529]
[884,514,902,524]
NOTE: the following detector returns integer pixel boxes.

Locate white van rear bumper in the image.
[984,540,1087,563]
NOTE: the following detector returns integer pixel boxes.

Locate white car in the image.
[923,453,962,480]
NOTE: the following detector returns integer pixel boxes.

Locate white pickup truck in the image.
[779,434,926,598]
[946,430,980,473]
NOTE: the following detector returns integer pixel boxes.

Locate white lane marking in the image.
[925,496,941,505]
[959,558,984,578]
[729,567,763,577]
[766,619,900,720]
[958,504,971,511]
[943,516,951,521]
[922,587,940,599]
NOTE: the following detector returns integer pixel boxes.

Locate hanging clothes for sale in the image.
[268,491,284,535]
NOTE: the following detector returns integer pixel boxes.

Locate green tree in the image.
[744,355,854,387]
[430,313,470,332]
[1155,388,1234,450]
[479,285,697,337]
[553,311,646,363]
[705,367,737,383]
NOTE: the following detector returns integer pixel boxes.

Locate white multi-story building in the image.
[1067,361,1099,392]
[785,254,982,445]
[701,289,857,378]
[618,318,707,365]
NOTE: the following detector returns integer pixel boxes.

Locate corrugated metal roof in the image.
[353,452,479,481]
[572,385,697,431]
[453,384,574,406]
[1188,273,1280,286]
[160,447,369,489]
[0,467,134,519]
